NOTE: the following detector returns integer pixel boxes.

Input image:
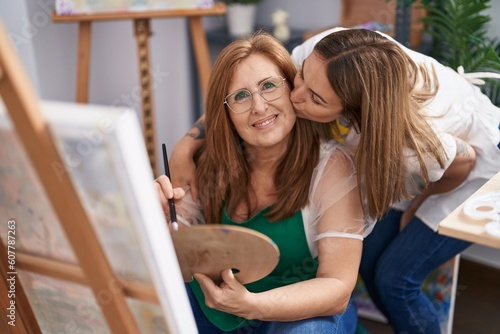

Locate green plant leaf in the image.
[397,0,500,106]
[422,0,500,106]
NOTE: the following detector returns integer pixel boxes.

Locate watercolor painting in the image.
[45,100,197,332]
[0,109,77,264]
[18,270,111,334]
[18,270,171,333]
[55,0,214,15]
[50,133,153,284]
[127,298,169,333]
[0,99,196,333]
[0,102,150,283]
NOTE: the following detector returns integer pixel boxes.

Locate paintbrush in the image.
[162,143,178,231]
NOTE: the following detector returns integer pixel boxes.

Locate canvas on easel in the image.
[0,98,199,333]
[0,19,197,333]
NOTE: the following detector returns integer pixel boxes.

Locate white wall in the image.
[255,0,342,30]
[203,0,342,32]
[486,0,500,41]
[0,0,40,93]
[462,244,500,269]
[0,0,195,175]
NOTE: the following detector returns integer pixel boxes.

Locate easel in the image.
[52,3,226,176]
[0,20,195,333]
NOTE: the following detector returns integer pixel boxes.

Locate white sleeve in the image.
[308,142,376,241]
[176,187,205,226]
[405,132,456,183]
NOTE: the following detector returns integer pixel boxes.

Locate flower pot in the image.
[226,4,257,37]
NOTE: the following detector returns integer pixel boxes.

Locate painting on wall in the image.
[55,0,215,15]
[0,99,196,333]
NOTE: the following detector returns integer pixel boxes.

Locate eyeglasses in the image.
[224,76,286,114]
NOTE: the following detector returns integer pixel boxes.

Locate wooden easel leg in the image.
[76,21,91,103]
[0,238,41,334]
[0,22,140,333]
[188,16,212,102]
[134,18,157,176]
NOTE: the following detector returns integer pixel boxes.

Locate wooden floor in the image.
[359,259,500,333]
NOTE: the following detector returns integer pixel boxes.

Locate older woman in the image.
[156,32,372,333]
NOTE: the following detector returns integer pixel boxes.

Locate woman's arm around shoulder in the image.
[155,175,204,228]
[169,114,206,201]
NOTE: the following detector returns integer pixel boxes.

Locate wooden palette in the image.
[171,225,280,284]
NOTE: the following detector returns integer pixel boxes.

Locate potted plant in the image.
[221,0,263,37]
[420,0,500,107]
[396,0,500,107]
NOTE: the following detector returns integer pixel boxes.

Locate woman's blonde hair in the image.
[314,29,446,219]
[197,32,331,225]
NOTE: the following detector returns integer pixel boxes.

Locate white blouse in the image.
[292,27,500,231]
[302,142,374,259]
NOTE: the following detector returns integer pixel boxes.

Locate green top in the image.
[189,207,318,331]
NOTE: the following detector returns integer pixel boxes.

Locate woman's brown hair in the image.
[314,29,446,219]
[196,32,331,225]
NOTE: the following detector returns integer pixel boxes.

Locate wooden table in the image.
[439,170,500,249]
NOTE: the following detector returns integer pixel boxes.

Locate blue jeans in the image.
[359,209,471,333]
[186,284,358,334]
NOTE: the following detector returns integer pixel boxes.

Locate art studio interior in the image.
[1,1,499,333]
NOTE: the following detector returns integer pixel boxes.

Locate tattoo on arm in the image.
[455,139,470,158]
[185,119,206,140]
